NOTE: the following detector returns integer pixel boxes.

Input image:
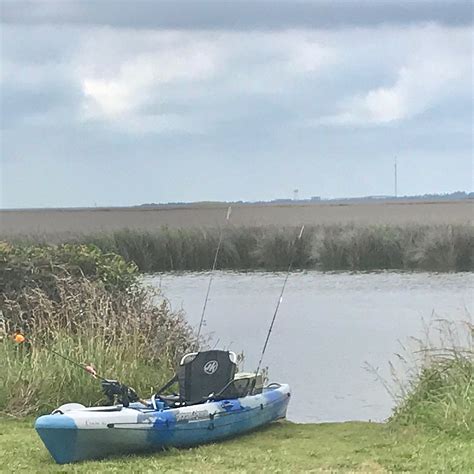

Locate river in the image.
[145,271,473,423]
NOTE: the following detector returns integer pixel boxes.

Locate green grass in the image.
[1,418,473,472]
[389,319,473,437]
[0,335,173,416]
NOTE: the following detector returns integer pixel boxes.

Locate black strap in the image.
[155,374,178,395]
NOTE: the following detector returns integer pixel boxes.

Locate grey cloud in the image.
[1,10,471,207]
[1,81,82,129]
[1,24,470,133]
[1,1,472,29]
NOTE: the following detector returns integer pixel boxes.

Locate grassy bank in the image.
[0,243,194,415]
[389,319,473,438]
[1,418,473,472]
[10,224,473,272]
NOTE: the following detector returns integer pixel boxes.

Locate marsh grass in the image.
[20,223,471,272]
[388,317,473,437]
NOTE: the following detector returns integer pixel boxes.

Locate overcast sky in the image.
[1,0,472,208]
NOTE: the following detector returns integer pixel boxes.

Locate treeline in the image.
[19,224,473,273]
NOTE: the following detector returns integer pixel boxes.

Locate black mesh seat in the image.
[178,350,237,405]
[156,350,237,406]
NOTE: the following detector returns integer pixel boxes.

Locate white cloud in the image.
[74,29,336,129]
[79,36,221,120]
[2,24,471,134]
[285,34,335,73]
[317,25,471,125]
[323,60,465,125]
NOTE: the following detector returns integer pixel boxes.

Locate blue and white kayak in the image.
[35,383,290,464]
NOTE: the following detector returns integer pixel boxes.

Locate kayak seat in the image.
[178,350,237,405]
[156,350,237,406]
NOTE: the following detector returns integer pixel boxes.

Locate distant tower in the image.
[293,189,299,201]
[394,157,398,198]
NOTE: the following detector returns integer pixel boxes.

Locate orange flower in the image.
[14,333,26,344]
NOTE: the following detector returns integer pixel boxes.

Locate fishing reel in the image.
[101,379,139,407]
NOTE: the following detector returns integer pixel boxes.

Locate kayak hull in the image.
[35,383,290,464]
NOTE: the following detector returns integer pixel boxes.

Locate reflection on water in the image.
[145,271,473,423]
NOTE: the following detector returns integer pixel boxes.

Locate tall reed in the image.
[42,224,474,272]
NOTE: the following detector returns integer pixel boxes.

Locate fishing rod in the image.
[253,225,305,382]
[195,206,232,347]
[12,331,141,407]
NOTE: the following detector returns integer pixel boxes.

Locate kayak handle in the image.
[180,351,237,366]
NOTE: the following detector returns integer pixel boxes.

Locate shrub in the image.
[0,242,138,302]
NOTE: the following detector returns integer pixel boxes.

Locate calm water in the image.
[145,271,473,423]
